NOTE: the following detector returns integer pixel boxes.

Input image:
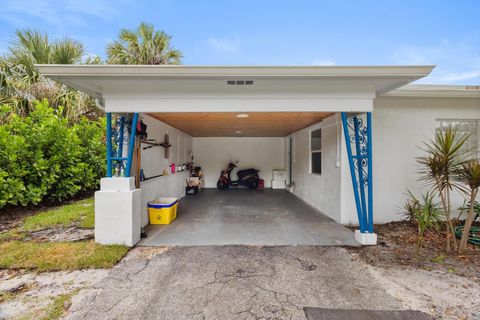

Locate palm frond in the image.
[106,22,183,65]
[50,38,85,64]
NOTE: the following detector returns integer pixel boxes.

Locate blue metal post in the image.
[341,112,366,232]
[117,117,125,158]
[353,116,368,230]
[125,113,139,177]
[367,112,373,232]
[106,113,112,177]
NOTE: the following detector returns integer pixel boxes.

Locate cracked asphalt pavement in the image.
[64,246,403,320]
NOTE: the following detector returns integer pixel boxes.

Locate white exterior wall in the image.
[193,137,285,188]
[139,114,193,227]
[140,114,193,178]
[289,114,343,222]
[341,96,480,225]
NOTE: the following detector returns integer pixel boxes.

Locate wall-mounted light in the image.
[236,114,249,118]
[235,130,243,134]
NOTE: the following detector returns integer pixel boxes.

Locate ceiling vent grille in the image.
[227,80,254,85]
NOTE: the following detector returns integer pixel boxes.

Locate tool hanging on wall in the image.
[141,134,171,159]
[137,120,148,140]
[134,135,141,188]
[132,119,146,188]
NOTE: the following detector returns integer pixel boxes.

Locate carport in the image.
[141,189,358,246]
[37,65,434,247]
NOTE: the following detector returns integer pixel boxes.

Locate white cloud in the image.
[311,58,336,66]
[0,0,61,27]
[0,0,129,30]
[390,38,480,84]
[207,35,241,53]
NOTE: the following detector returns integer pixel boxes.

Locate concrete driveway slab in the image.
[64,246,405,320]
[141,189,358,246]
[303,308,434,320]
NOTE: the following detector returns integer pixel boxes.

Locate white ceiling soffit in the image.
[36,65,435,113]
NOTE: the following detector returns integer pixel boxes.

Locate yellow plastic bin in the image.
[148,197,178,225]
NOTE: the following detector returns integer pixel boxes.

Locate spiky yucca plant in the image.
[417,127,469,252]
[456,160,480,253]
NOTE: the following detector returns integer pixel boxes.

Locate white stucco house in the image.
[37,65,480,246]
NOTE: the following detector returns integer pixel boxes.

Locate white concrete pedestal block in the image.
[355,230,377,245]
[100,177,136,191]
[95,177,141,247]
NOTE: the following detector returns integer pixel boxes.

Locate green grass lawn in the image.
[0,241,128,272]
[40,291,78,320]
[0,197,129,272]
[23,197,95,231]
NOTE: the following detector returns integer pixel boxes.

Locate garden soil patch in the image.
[26,227,94,242]
[348,221,480,280]
[0,191,94,232]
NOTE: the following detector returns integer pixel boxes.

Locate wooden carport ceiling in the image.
[148,112,333,137]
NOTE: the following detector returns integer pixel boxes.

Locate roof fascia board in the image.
[35,64,435,79]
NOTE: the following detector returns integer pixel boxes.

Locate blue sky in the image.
[0,0,479,84]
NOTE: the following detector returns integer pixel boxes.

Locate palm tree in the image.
[456,160,480,253]
[8,29,85,83]
[417,127,469,252]
[107,22,182,65]
[0,28,99,121]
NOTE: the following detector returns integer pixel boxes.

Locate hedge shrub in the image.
[0,100,105,208]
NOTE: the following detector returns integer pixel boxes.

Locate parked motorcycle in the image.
[217,161,260,190]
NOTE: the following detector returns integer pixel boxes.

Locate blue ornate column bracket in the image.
[366,112,373,233]
[106,113,139,177]
[106,113,113,177]
[125,112,139,176]
[341,112,373,233]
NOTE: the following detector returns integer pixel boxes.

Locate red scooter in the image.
[217,161,260,190]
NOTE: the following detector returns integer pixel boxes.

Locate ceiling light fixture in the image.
[236,114,249,118]
[235,130,243,134]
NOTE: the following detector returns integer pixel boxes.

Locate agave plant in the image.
[456,160,480,254]
[417,127,470,252]
[107,22,183,65]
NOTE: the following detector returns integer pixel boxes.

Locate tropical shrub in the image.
[401,190,422,222]
[458,200,480,221]
[402,191,442,251]
[455,160,480,253]
[0,100,105,208]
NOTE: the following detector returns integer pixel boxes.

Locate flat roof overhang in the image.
[385,84,480,98]
[36,65,434,113]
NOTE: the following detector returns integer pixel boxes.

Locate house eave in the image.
[36,64,435,79]
[387,84,480,98]
[35,65,436,112]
